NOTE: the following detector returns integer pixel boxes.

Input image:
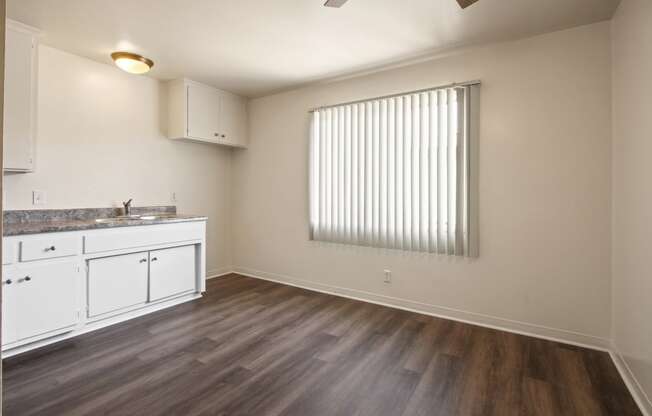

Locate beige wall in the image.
[2,45,233,276]
[612,0,652,410]
[232,22,613,344]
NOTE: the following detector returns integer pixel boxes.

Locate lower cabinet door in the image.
[88,252,149,317]
[2,267,19,345]
[149,245,196,301]
[14,260,78,341]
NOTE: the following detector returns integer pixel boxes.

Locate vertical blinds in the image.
[309,85,476,256]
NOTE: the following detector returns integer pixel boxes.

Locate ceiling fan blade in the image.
[324,0,349,7]
[456,0,480,9]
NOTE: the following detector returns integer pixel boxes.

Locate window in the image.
[309,83,478,256]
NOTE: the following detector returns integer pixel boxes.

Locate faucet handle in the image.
[123,198,133,207]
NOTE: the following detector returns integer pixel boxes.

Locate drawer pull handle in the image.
[3,279,12,285]
[151,257,158,262]
[139,258,148,263]
[45,246,56,252]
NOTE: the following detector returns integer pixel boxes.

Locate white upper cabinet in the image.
[3,20,39,172]
[167,78,247,148]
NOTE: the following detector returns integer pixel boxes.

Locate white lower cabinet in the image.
[87,245,197,317]
[88,252,149,317]
[2,220,207,354]
[2,260,79,344]
[150,245,196,301]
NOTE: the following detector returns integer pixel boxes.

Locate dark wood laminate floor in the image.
[3,274,641,416]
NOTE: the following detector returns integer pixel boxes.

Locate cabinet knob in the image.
[24,276,31,282]
[151,257,158,262]
[3,279,12,285]
[45,245,56,252]
[214,133,219,137]
[139,258,148,263]
[221,134,226,138]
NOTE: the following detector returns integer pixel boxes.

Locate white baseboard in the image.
[207,267,648,416]
[232,266,611,351]
[206,267,234,279]
[611,345,652,416]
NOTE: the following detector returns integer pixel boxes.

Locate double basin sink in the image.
[94,214,177,223]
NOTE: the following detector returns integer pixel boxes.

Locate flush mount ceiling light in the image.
[110,51,154,74]
[324,0,480,8]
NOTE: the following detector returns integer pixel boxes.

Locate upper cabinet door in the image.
[186,82,221,142]
[4,22,38,172]
[220,91,247,147]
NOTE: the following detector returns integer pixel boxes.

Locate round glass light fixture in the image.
[110,52,154,75]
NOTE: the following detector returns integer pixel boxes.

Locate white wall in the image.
[232,22,613,345]
[612,0,652,411]
[2,45,233,276]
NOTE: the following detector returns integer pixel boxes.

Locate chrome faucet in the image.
[123,198,133,216]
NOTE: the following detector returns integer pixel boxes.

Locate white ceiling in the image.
[8,0,619,97]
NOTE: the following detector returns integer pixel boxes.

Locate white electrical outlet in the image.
[383,269,392,284]
[32,190,47,206]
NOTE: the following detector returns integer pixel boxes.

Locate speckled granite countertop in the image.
[3,206,207,237]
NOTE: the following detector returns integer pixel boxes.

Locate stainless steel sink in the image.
[94,217,137,223]
[94,214,176,223]
[140,214,177,220]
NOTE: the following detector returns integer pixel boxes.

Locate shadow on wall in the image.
[158,81,168,138]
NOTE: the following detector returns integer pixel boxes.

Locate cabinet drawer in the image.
[3,242,16,265]
[20,235,81,262]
